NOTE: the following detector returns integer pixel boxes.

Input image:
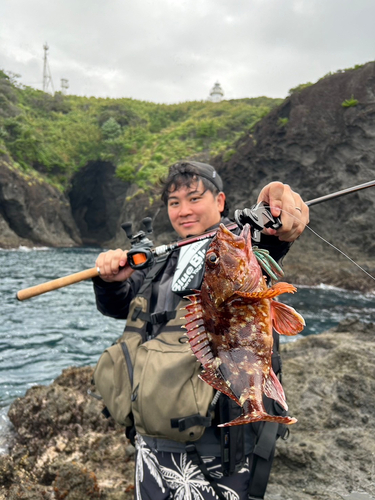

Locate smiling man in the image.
[93,160,309,500]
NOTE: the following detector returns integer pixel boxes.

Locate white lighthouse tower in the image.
[209,82,224,103]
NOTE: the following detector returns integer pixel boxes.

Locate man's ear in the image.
[216,192,226,212]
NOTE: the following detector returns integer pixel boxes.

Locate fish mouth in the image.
[241,224,253,248]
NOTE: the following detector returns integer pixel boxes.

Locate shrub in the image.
[342,95,359,108]
[278,117,289,127]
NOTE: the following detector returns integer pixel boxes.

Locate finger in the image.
[96,249,129,281]
[257,181,286,218]
[277,203,309,242]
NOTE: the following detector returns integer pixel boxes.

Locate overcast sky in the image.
[1,0,374,104]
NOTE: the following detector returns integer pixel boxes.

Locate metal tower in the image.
[61,78,69,95]
[43,43,54,94]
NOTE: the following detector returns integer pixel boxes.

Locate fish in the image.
[184,223,305,427]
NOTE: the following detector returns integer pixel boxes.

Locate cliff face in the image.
[0,157,81,248]
[211,62,375,289]
[68,160,131,247]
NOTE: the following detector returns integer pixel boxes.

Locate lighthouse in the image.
[209,82,224,103]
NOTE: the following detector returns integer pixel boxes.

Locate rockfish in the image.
[185,223,305,426]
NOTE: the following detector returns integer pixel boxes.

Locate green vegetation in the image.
[277,117,289,127]
[288,82,313,95]
[342,95,359,108]
[0,70,282,191]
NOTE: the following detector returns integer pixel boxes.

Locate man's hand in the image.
[257,182,309,242]
[95,249,135,282]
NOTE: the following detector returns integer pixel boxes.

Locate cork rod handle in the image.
[16,267,100,301]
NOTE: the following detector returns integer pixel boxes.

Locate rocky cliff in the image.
[211,62,375,290]
[1,319,374,500]
[0,157,81,248]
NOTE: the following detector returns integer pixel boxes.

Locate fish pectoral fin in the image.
[271,301,305,336]
[235,282,297,301]
[263,369,288,411]
[200,368,240,405]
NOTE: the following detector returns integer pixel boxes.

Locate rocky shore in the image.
[1,318,374,499]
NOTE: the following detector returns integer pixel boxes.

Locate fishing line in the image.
[303,225,375,282]
[268,206,375,283]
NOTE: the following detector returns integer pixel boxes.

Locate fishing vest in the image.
[93,244,289,484]
[93,254,214,443]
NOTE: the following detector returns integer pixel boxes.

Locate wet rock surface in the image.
[2,367,135,499]
[1,320,374,499]
[267,318,375,500]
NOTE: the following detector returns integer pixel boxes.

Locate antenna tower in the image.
[43,43,54,94]
[61,78,69,95]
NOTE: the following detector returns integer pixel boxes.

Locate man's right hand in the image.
[95,249,135,282]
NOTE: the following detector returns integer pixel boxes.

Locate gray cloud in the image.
[1,0,374,103]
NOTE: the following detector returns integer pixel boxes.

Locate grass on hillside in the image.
[0,70,283,191]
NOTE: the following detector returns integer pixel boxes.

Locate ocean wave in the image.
[0,246,51,252]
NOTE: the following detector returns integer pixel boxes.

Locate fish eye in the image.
[207,252,219,266]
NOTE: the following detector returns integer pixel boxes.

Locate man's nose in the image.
[178,201,192,216]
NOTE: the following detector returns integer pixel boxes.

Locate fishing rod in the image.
[16,179,375,301]
[305,179,375,206]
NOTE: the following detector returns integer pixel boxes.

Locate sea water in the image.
[0,247,374,450]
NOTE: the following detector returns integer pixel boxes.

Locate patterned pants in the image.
[134,434,251,500]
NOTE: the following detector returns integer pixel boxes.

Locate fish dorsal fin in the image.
[185,292,215,368]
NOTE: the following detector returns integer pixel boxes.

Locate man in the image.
[93,161,309,500]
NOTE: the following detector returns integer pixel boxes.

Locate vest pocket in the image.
[93,332,142,426]
[131,331,214,442]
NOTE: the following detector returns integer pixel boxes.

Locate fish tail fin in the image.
[271,301,305,335]
[263,369,288,411]
[218,413,297,427]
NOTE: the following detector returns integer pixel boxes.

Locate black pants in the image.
[134,434,251,500]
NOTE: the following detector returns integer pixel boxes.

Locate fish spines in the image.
[185,298,215,367]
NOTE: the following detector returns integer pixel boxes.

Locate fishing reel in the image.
[234,202,282,242]
[122,217,155,270]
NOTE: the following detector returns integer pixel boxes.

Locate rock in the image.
[68,160,131,247]
[0,157,81,249]
[52,462,100,499]
[267,319,375,499]
[5,366,134,499]
[1,321,374,499]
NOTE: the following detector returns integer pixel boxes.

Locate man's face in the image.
[167,180,226,238]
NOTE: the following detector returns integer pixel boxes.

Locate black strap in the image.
[248,398,288,499]
[186,444,226,500]
[137,255,169,295]
[132,308,176,324]
[121,342,134,387]
[170,413,212,432]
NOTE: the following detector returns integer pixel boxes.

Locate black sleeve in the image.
[258,234,292,264]
[92,270,147,319]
